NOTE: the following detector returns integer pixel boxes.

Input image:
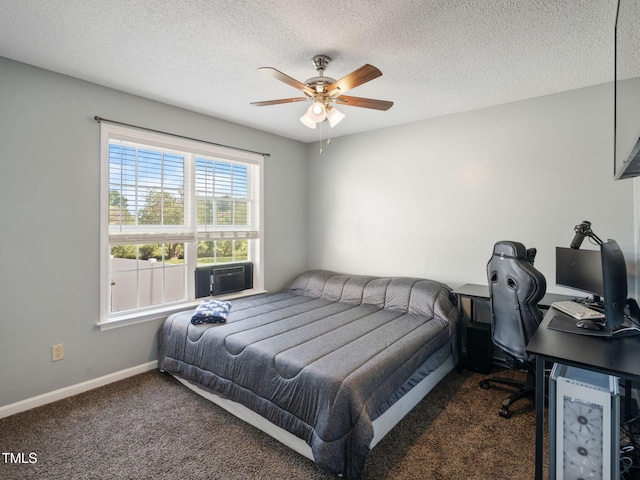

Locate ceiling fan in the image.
[251,55,393,129]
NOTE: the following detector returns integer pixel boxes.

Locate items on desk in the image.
[557,221,634,336]
[575,319,605,331]
[548,298,640,338]
[551,300,604,320]
[569,220,603,249]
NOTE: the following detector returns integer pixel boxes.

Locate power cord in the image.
[621,414,640,479]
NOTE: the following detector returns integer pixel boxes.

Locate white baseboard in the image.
[0,360,158,419]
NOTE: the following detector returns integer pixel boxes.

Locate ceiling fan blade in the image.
[327,64,382,96]
[251,97,308,106]
[258,67,314,96]
[334,95,393,111]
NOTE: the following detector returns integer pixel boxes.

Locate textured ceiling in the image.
[0,0,627,143]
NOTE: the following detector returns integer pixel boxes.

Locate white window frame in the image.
[98,123,264,330]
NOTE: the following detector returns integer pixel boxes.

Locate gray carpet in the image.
[0,368,546,479]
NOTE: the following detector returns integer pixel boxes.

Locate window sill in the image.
[96,288,267,331]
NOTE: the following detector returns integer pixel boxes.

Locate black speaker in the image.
[466,322,493,374]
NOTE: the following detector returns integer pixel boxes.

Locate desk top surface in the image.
[527,308,640,380]
[452,283,578,308]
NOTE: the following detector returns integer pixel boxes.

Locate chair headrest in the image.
[492,241,527,260]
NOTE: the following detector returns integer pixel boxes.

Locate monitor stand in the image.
[608,318,640,337]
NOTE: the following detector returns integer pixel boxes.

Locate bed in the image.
[158,270,459,479]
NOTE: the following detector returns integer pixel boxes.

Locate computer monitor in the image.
[555,247,604,300]
[601,239,627,328]
[556,241,628,330]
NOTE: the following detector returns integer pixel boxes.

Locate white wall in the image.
[306,82,636,296]
[0,57,308,407]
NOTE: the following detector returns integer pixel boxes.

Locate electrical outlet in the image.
[51,343,64,362]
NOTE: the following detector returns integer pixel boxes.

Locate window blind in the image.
[106,129,261,246]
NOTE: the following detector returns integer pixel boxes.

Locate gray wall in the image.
[0,57,308,407]
[1,55,637,410]
[306,82,636,295]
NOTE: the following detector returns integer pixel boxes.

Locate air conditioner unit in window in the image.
[195,262,253,298]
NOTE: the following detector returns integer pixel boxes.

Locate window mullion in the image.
[184,153,196,234]
[135,148,140,227]
[184,153,197,299]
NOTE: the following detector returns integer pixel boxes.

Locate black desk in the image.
[526,308,640,480]
[452,284,576,368]
[452,283,573,309]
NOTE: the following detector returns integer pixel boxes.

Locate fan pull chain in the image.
[318,121,332,155]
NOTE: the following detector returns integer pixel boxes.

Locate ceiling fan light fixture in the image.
[308,102,327,122]
[253,55,392,133]
[300,112,316,129]
[326,106,345,128]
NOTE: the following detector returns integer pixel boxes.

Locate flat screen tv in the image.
[614,0,640,179]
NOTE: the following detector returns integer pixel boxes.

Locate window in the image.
[100,123,263,326]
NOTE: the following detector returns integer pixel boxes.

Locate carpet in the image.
[0,368,545,479]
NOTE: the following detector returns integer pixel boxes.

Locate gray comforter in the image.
[158,270,458,479]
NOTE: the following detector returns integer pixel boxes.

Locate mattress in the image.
[158,270,458,479]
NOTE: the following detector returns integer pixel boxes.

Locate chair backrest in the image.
[487,241,547,362]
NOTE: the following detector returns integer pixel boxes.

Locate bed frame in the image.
[173,353,456,461]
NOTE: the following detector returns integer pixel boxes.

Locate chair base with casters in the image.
[479,367,535,418]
